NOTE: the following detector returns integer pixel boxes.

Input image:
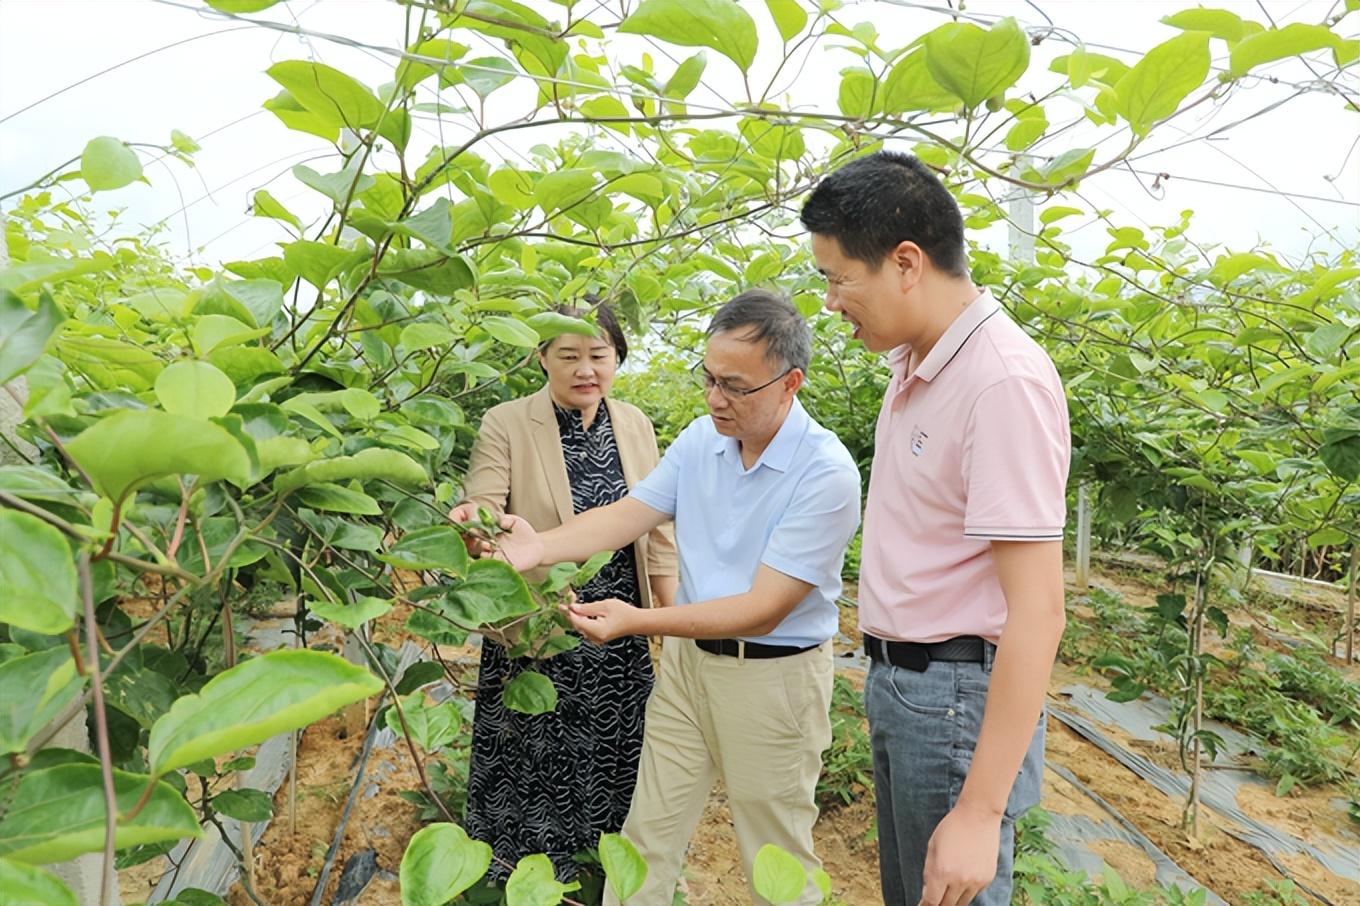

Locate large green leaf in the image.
[310,596,391,631]
[502,671,557,715]
[1161,8,1247,42]
[66,410,251,502]
[452,559,535,624]
[764,0,807,43]
[293,163,376,207]
[396,38,469,91]
[251,190,302,232]
[1115,31,1211,135]
[394,197,455,252]
[664,52,707,99]
[282,240,369,290]
[384,692,462,752]
[0,511,78,636]
[924,17,1030,109]
[482,315,540,348]
[752,844,807,904]
[155,360,237,419]
[211,789,274,822]
[0,857,77,905]
[263,90,340,142]
[1319,429,1360,482]
[80,136,142,192]
[296,482,381,515]
[504,853,578,904]
[266,60,384,129]
[599,833,647,902]
[837,67,877,119]
[534,169,598,216]
[274,447,428,494]
[0,291,64,384]
[378,525,471,577]
[1229,23,1340,77]
[54,334,162,391]
[148,649,383,776]
[462,56,518,99]
[0,647,82,754]
[881,50,958,114]
[377,249,475,295]
[619,0,758,74]
[399,823,492,906]
[0,764,200,864]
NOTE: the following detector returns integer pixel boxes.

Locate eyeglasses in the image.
[693,363,794,399]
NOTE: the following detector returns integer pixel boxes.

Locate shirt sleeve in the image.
[961,377,1070,541]
[761,460,862,588]
[628,420,693,518]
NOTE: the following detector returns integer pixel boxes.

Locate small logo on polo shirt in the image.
[911,425,928,456]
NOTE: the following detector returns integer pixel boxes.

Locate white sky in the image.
[1,0,1357,270]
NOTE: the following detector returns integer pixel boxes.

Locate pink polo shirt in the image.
[859,291,1070,645]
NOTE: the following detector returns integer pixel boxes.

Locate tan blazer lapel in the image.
[606,397,642,487]
[528,388,575,525]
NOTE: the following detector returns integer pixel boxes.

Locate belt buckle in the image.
[899,644,930,673]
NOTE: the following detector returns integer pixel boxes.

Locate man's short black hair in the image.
[707,289,811,375]
[800,150,969,277]
[542,294,628,364]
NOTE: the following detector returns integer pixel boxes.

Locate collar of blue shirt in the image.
[710,396,812,474]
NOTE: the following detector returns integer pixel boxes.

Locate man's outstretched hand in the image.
[566,598,640,644]
[448,506,544,570]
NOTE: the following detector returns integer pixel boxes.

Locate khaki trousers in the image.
[606,638,834,905]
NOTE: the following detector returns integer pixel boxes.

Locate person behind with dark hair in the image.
[448,299,678,885]
[801,150,1070,906]
[488,289,862,905]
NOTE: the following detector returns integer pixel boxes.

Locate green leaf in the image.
[463,56,518,99]
[202,279,285,328]
[0,858,77,906]
[148,649,382,776]
[534,169,598,216]
[340,387,380,420]
[395,197,455,252]
[311,595,391,630]
[192,314,267,356]
[0,764,200,864]
[880,49,958,114]
[503,671,558,715]
[384,692,462,752]
[837,67,876,118]
[396,38,469,91]
[483,315,541,348]
[282,240,368,290]
[400,322,456,351]
[752,844,807,904]
[0,647,82,754]
[378,526,471,577]
[526,311,595,342]
[0,510,78,636]
[1306,323,1350,359]
[764,0,807,42]
[263,90,339,142]
[297,482,381,515]
[619,0,759,74]
[377,249,475,296]
[1230,24,1339,77]
[80,136,142,192]
[446,559,536,624]
[274,447,428,494]
[504,852,577,904]
[399,823,492,906]
[266,60,384,129]
[1161,8,1246,42]
[923,17,1030,109]
[66,410,251,502]
[1115,31,1211,135]
[55,335,163,390]
[0,291,64,384]
[1051,50,1129,86]
[1275,772,1298,797]
[1319,429,1360,482]
[211,789,274,823]
[599,832,647,902]
[664,52,708,98]
[251,190,302,232]
[1005,111,1049,151]
[207,0,283,11]
[155,360,237,419]
[293,163,375,207]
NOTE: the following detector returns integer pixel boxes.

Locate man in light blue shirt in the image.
[493,289,861,904]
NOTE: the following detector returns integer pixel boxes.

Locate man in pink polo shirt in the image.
[801,151,1070,906]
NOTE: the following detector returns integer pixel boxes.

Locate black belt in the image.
[863,632,989,672]
[696,638,820,659]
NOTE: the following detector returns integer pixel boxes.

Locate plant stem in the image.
[80,553,119,906]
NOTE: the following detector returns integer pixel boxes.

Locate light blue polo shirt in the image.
[630,397,861,647]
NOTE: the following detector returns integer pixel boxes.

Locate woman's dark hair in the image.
[540,295,628,364]
[799,150,969,278]
[707,289,811,374]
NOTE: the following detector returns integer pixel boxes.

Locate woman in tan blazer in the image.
[450,301,677,885]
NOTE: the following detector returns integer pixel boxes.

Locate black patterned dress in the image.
[464,402,653,882]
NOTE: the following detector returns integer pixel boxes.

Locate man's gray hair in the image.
[706,289,812,375]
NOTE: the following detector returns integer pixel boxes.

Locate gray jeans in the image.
[864,645,1044,905]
